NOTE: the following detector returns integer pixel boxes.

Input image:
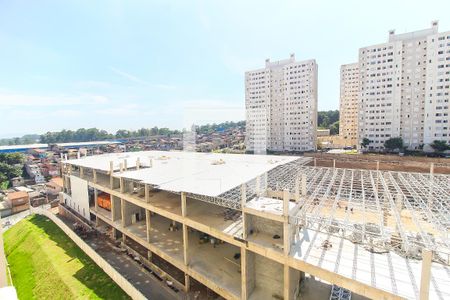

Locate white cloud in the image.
[110,67,148,85]
[110,66,176,90]
[0,92,110,107]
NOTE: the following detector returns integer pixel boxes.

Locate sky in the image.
[1,0,450,138]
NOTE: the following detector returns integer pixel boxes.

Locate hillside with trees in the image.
[317,110,339,135]
[0,153,25,189]
[38,122,245,144]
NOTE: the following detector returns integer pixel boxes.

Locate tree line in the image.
[0,134,41,146]
[38,121,246,144]
[39,127,183,143]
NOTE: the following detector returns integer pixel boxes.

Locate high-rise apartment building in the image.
[357,21,450,150]
[245,54,318,153]
[339,63,359,146]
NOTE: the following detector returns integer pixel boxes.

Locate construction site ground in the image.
[305,152,450,174]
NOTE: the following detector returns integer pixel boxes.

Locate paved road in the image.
[1,205,51,233]
[88,238,183,300]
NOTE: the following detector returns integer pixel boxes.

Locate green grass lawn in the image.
[3,215,130,300]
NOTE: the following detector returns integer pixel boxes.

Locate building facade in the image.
[358,21,450,150]
[339,63,359,146]
[245,54,318,153]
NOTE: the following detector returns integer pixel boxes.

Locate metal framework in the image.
[71,155,450,263]
[183,160,450,262]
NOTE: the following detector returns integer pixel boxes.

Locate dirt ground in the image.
[305,153,450,174]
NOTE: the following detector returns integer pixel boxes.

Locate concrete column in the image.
[120,162,124,173]
[121,198,126,228]
[301,174,307,196]
[181,192,187,217]
[145,184,150,203]
[184,273,190,292]
[147,250,152,261]
[94,189,98,212]
[124,159,128,171]
[283,189,291,256]
[430,163,434,176]
[146,209,151,243]
[120,178,124,193]
[77,151,80,159]
[420,249,432,300]
[136,158,140,170]
[241,184,248,239]
[294,175,300,203]
[283,189,290,217]
[255,176,261,196]
[110,194,115,221]
[314,158,317,167]
[80,167,84,179]
[396,193,403,211]
[284,264,290,300]
[183,224,189,266]
[264,172,268,195]
[333,159,336,169]
[93,169,97,184]
[241,248,254,299]
[149,158,153,168]
[376,160,380,171]
[109,161,114,188]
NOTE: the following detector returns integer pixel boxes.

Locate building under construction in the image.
[60,151,450,300]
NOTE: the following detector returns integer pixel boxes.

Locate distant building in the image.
[6,191,29,213]
[317,129,331,137]
[339,63,359,146]
[245,54,318,153]
[358,21,450,150]
[10,177,25,187]
[46,177,63,198]
[25,163,46,184]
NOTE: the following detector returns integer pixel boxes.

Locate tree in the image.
[384,137,404,152]
[430,140,450,152]
[360,138,371,149]
[0,153,25,165]
[329,121,339,135]
[318,110,339,129]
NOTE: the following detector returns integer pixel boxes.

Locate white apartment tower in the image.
[339,63,359,146]
[245,54,318,153]
[358,21,450,150]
